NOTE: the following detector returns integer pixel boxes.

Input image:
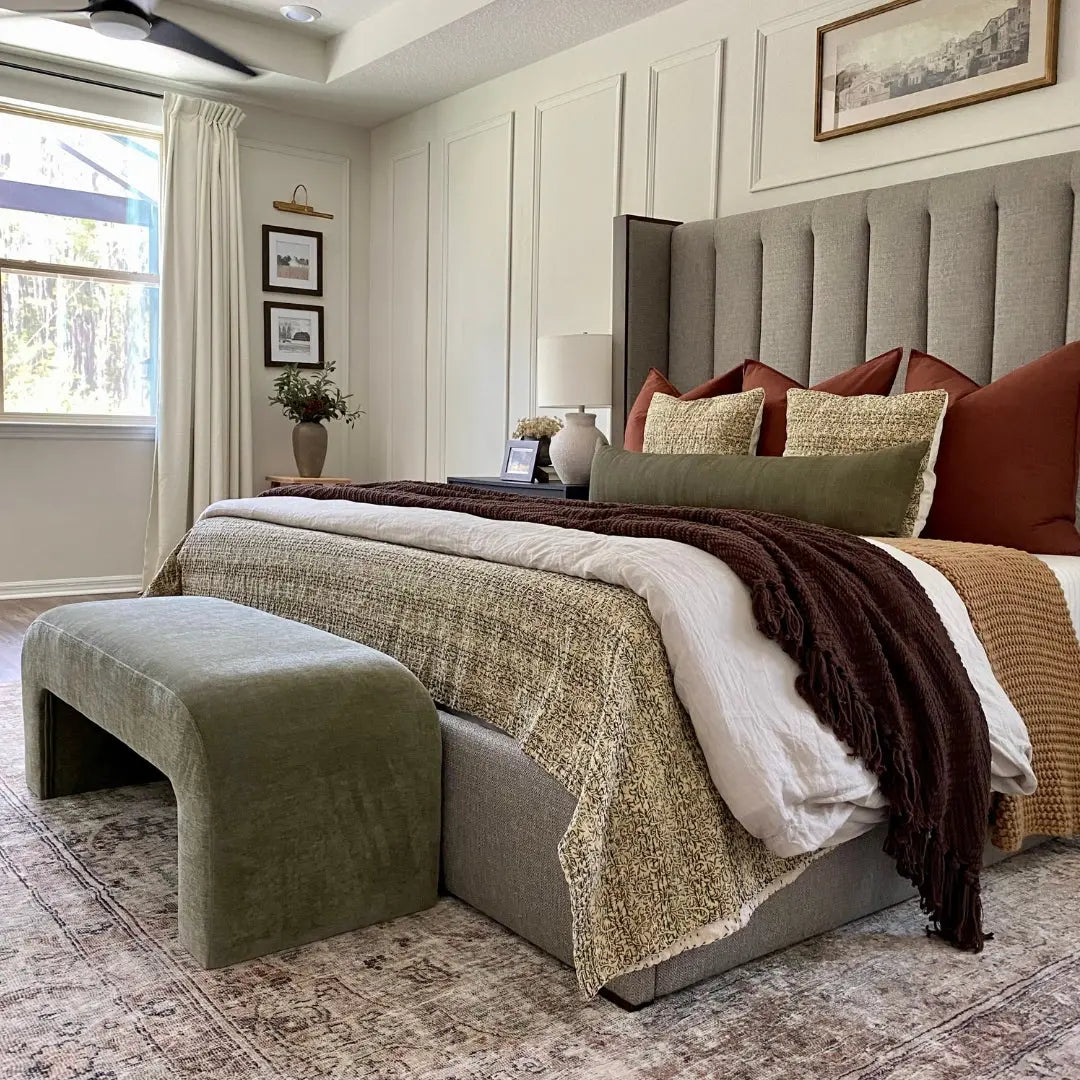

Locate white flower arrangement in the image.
[512,416,563,440]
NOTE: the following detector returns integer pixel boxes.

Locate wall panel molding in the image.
[750,0,1080,194]
[748,0,895,195]
[529,74,625,414]
[749,28,769,193]
[646,40,725,219]
[388,145,430,479]
[439,113,515,478]
[241,140,351,481]
[238,138,351,165]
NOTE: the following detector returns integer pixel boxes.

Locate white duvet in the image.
[202,497,1055,859]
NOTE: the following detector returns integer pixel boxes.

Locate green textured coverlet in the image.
[148,518,817,996]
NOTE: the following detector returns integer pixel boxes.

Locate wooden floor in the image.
[0,596,137,683]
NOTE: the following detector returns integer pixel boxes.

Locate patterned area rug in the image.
[2,681,1079,1080]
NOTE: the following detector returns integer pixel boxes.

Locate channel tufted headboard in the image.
[611,150,1080,448]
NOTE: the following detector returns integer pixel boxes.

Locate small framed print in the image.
[264,302,325,368]
[500,439,540,483]
[263,225,323,296]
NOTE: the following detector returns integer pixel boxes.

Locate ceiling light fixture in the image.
[89,9,153,41]
[280,4,322,22]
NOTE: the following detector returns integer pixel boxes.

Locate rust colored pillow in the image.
[742,348,904,456]
[905,343,1080,555]
[623,365,742,452]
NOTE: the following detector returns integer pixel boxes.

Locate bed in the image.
[153,149,1080,1007]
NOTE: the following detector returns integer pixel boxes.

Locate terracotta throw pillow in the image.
[905,343,1080,555]
[742,348,904,456]
[623,365,742,451]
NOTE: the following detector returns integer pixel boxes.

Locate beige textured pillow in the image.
[783,388,949,537]
[643,388,765,456]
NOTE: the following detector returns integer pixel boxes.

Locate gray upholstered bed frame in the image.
[612,149,1080,442]
[442,150,1080,1008]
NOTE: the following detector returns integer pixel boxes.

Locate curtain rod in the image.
[0,59,164,100]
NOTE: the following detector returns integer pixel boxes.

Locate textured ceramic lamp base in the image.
[549,413,608,486]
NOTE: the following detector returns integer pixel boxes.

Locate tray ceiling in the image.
[0,0,688,126]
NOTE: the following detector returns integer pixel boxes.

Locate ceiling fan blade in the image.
[0,11,86,19]
[146,15,257,77]
[0,1,90,11]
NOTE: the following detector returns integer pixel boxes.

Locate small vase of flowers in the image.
[268,362,363,478]
[512,416,563,467]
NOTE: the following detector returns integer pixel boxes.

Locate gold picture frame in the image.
[814,0,1060,141]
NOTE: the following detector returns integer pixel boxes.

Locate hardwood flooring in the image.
[0,595,137,683]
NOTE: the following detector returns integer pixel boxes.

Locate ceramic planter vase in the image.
[292,421,328,478]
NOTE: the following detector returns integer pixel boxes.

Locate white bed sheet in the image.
[1038,555,1080,638]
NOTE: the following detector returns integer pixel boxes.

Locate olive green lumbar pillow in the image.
[643,388,765,455]
[590,441,931,537]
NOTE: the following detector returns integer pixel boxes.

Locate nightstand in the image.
[447,476,589,500]
[266,475,353,488]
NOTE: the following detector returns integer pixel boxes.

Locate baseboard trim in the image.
[0,574,143,600]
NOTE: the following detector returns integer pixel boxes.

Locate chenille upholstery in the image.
[22,596,441,968]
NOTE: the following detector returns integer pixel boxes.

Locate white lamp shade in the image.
[536,333,613,409]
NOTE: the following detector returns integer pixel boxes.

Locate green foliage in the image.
[1,263,155,416]
[268,362,363,426]
[0,119,158,416]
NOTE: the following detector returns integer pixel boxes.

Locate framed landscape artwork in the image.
[262,225,323,296]
[815,0,1060,140]
[264,302,325,368]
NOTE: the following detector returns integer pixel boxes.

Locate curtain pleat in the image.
[143,93,252,584]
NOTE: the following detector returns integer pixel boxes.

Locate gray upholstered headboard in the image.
[611,150,1080,447]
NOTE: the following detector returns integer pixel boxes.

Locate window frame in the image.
[0,101,161,430]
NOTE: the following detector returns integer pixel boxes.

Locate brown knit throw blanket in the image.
[264,481,993,950]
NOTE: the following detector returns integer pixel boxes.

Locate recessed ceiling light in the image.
[280,4,322,23]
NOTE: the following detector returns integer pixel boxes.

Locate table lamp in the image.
[536,333,613,485]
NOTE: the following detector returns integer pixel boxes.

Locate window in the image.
[0,104,160,422]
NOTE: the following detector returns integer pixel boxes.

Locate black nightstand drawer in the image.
[447,476,589,500]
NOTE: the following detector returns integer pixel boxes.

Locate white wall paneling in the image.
[369,0,1080,475]
[646,40,725,220]
[751,0,1080,194]
[530,75,624,421]
[440,113,515,478]
[388,146,431,479]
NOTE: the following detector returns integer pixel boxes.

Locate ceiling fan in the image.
[1,0,258,76]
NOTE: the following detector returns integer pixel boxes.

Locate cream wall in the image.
[0,69,370,595]
[368,0,1080,483]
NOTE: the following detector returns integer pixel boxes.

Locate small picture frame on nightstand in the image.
[500,439,540,483]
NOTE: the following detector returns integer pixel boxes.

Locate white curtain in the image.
[143,93,252,583]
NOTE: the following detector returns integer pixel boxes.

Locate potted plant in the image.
[512,416,563,467]
[268,362,363,478]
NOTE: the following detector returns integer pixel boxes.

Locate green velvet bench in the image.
[21,596,441,968]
